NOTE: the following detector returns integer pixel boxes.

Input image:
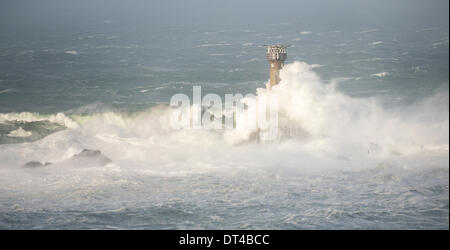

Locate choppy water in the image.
[0,14,448,229]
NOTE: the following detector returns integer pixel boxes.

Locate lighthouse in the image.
[264,45,288,89]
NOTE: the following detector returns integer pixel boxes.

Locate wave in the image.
[194,43,232,48]
[65,50,78,55]
[370,41,383,46]
[0,62,447,175]
[310,64,324,68]
[7,127,32,138]
[355,29,378,34]
[371,72,390,77]
[226,62,448,156]
[0,88,14,94]
[0,112,79,129]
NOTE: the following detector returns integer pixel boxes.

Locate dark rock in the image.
[22,149,111,169]
[69,149,112,167]
[74,149,103,158]
[23,161,52,168]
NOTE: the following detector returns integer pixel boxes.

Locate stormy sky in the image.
[1,0,448,33]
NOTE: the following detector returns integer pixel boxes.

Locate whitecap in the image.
[0,112,79,128]
[371,72,390,77]
[65,50,78,55]
[0,88,13,94]
[370,41,383,46]
[7,127,32,138]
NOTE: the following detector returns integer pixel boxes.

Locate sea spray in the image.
[0,62,447,230]
[1,62,447,162]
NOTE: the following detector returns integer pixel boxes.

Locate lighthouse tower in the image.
[265,45,288,89]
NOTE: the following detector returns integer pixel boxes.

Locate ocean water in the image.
[0,19,448,229]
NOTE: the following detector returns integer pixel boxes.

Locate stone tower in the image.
[265,45,288,89]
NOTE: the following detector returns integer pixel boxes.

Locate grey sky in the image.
[0,0,448,33]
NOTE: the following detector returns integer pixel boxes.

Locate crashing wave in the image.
[7,127,32,138]
[0,112,79,128]
[0,62,447,171]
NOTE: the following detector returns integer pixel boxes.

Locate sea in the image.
[0,16,448,229]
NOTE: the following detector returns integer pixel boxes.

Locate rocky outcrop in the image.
[22,149,111,168]
[69,149,112,167]
[23,161,52,168]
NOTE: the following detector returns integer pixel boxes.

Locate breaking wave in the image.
[0,112,79,128]
[0,61,447,174]
[0,61,447,230]
[7,127,32,138]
